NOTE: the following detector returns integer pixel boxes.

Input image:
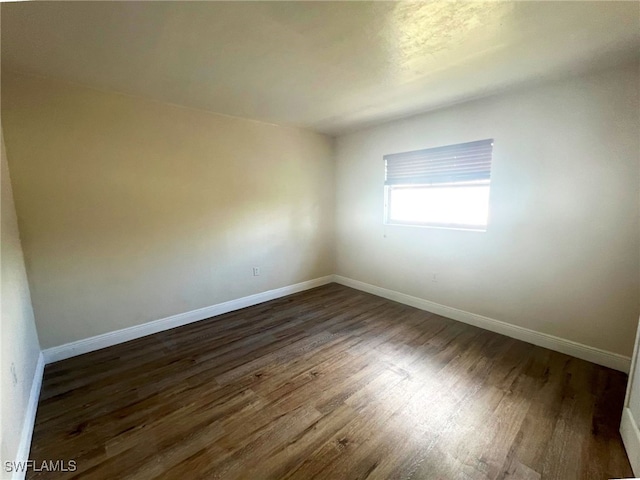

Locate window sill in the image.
[384,221,487,233]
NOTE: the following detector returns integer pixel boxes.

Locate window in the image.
[384,139,493,230]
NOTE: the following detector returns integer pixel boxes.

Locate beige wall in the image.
[1,72,335,349]
[2,65,638,360]
[335,64,640,357]
[1,128,41,466]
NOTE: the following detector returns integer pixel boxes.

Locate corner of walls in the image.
[1,128,44,479]
[2,73,336,349]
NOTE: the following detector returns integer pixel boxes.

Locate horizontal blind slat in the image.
[384,145,493,163]
[385,154,492,169]
[388,160,492,174]
[386,173,491,185]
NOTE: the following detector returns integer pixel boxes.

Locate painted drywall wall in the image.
[1,72,335,349]
[1,128,41,468]
[622,57,640,466]
[335,63,640,357]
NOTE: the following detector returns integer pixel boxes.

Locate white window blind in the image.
[384,139,493,186]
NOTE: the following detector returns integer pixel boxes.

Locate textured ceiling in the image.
[2,1,639,135]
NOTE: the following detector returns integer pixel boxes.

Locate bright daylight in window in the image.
[384,139,493,230]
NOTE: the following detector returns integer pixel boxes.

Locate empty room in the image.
[2,1,640,479]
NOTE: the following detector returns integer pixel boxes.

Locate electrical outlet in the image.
[432,273,438,283]
[253,267,260,277]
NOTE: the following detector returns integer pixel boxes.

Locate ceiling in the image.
[2,1,639,135]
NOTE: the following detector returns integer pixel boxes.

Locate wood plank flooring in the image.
[28,283,632,479]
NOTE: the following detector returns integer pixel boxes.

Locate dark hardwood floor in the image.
[28,283,632,479]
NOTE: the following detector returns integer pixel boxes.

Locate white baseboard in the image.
[333,275,631,373]
[11,352,45,480]
[42,276,333,364]
[621,407,640,476]
[41,273,631,373]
